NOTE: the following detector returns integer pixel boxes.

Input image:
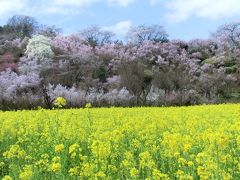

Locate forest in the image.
[0,15,240,110]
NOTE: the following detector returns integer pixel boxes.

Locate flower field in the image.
[1,104,240,179]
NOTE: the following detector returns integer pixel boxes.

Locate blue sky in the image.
[0,0,240,40]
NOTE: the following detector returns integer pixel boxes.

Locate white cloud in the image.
[39,0,102,15]
[108,0,135,7]
[51,0,135,7]
[0,0,27,16]
[165,0,240,22]
[52,0,101,7]
[45,0,135,14]
[48,0,135,14]
[149,0,161,6]
[43,7,82,15]
[0,0,135,18]
[102,20,132,36]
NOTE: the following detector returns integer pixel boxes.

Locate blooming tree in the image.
[26,35,54,61]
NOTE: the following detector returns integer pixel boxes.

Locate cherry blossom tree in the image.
[126,24,168,44]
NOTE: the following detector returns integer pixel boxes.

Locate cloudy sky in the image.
[0,0,240,40]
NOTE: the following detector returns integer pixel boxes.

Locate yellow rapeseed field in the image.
[1,104,240,179]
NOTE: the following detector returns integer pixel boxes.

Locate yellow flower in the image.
[41,153,49,159]
[139,151,155,169]
[50,163,61,172]
[19,165,33,180]
[68,166,79,176]
[222,171,233,180]
[179,174,193,180]
[183,144,191,152]
[35,159,49,171]
[176,170,184,177]
[2,175,12,180]
[69,143,81,158]
[178,158,187,166]
[1,103,240,179]
[153,169,169,179]
[108,165,117,172]
[197,166,211,180]
[187,161,194,167]
[52,156,60,163]
[131,139,141,148]
[55,144,64,153]
[54,97,67,108]
[0,161,5,169]
[85,102,92,108]
[91,140,111,159]
[130,168,139,178]
[3,144,26,159]
[80,163,94,177]
[122,159,131,168]
[174,152,180,158]
[95,171,106,178]
[69,144,80,154]
[124,151,133,159]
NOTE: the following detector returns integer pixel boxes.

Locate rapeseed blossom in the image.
[54,144,64,153]
[54,97,66,108]
[50,163,61,172]
[19,165,33,180]
[0,104,240,179]
[2,175,12,180]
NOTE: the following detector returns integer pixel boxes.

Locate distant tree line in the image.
[1,15,240,110]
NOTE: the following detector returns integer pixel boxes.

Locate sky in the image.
[0,0,240,41]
